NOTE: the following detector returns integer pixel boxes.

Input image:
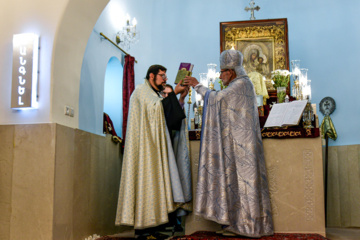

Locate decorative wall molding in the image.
[303,150,315,222]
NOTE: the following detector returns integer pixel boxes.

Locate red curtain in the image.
[122,55,135,144]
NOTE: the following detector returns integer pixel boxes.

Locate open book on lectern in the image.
[264,100,308,128]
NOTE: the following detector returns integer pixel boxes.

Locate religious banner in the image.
[122,54,135,143]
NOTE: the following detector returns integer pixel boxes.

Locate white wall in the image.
[0,0,69,124]
[0,0,107,128]
[52,0,108,128]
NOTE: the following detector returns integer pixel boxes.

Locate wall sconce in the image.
[11,33,39,109]
[116,14,139,50]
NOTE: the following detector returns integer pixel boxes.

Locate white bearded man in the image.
[115,65,192,236]
[183,50,274,237]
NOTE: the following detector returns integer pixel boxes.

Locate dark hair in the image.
[145,64,167,80]
[164,84,174,91]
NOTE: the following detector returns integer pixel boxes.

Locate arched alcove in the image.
[76,1,128,135]
[78,28,125,135]
[52,0,109,130]
[104,57,123,137]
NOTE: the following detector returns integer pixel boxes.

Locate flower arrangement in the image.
[271,69,290,88]
[271,69,290,103]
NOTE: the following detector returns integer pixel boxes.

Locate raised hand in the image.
[183,76,199,88]
[174,79,187,95]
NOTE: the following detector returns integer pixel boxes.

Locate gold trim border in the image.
[224,24,287,70]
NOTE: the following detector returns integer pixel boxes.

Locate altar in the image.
[184,136,326,236]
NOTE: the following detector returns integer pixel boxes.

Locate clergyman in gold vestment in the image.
[115,65,191,230]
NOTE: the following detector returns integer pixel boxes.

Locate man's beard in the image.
[156,83,164,91]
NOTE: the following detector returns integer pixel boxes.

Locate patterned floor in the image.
[96,228,360,240]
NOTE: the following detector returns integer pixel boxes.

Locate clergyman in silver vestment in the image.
[184,49,273,237]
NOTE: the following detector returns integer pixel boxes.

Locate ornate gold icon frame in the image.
[220,18,290,97]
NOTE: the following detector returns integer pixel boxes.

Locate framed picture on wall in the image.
[220,18,289,97]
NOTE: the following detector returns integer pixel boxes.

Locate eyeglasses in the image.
[158,74,168,80]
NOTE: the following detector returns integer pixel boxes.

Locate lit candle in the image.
[299,68,308,87]
[126,14,130,25]
[132,17,137,28]
[199,73,208,88]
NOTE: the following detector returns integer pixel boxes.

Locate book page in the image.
[264,100,308,128]
[282,100,308,126]
[263,103,289,128]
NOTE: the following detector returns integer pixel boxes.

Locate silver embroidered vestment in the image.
[194,76,274,237]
